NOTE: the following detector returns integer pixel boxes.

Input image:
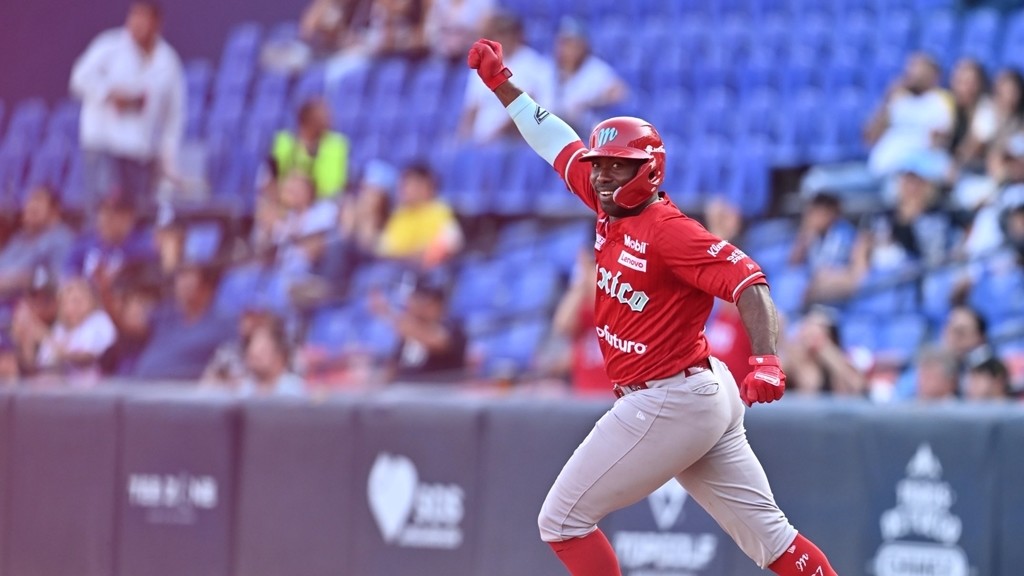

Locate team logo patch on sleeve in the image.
[534,105,550,124]
[617,250,647,272]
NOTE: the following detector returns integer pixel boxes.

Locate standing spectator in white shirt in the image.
[70,2,185,220]
[549,17,627,134]
[459,12,555,143]
[424,0,495,61]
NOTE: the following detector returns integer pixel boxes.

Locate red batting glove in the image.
[467,38,512,91]
[740,355,786,407]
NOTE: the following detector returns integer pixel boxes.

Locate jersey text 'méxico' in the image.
[554,141,768,385]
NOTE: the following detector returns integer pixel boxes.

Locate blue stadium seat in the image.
[726,137,772,216]
[1000,10,1024,70]
[820,46,862,94]
[732,50,778,100]
[494,148,537,216]
[736,88,781,141]
[0,100,5,139]
[483,319,548,375]
[306,305,358,351]
[221,22,262,65]
[958,8,1002,66]
[840,315,878,353]
[873,9,915,55]
[45,100,80,144]
[185,59,213,104]
[494,220,542,253]
[768,266,810,319]
[507,263,561,316]
[62,151,86,212]
[969,267,1024,323]
[252,70,290,112]
[916,10,958,69]
[2,98,47,149]
[833,9,874,52]
[0,144,29,201]
[541,222,593,276]
[832,88,870,157]
[877,314,929,365]
[369,58,410,104]
[288,64,326,121]
[920,266,959,323]
[23,138,72,197]
[450,261,505,319]
[846,270,919,315]
[347,260,408,298]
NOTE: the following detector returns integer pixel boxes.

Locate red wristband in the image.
[485,67,512,91]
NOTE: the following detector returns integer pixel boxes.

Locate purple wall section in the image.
[0,0,297,104]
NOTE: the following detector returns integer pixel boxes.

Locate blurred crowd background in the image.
[0,0,1022,404]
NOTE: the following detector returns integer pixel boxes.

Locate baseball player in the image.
[467,39,839,576]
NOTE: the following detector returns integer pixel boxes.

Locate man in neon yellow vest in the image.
[272,98,349,198]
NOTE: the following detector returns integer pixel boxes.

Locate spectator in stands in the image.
[324,0,427,87]
[0,186,74,298]
[33,277,117,382]
[802,53,953,203]
[806,159,963,303]
[340,159,397,255]
[154,209,186,276]
[424,0,495,61]
[202,306,280,389]
[300,0,357,57]
[370,278,467,383]
[789,192,857,272]
[865,53,953,178]
[9,274,58,375]
[377,163,463,266]
[239,321,305,395]
[271,98,349,199]
[913,345,959,403]
[546,249,611,394]
[69,2,185,218]
[964,356,1011,401]
[272,173,339,277]
[129,263,234,380]
[952,68,1024,214]
[64,193,156,310]
[459,12,554,142]
[894,305,992,401]
[100,279,160,377]
[549,17,627,134]
[949,59,994,173]
[781,307,866,396]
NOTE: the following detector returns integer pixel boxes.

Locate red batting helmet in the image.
[579,116,666,209]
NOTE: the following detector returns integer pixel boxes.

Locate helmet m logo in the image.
[596,127,619,147]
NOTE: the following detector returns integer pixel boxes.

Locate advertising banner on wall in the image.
[996,411,1024,576]
[476,398,610,576]
[603,479,733,576]
[233,398,359,576]
[6,391,120,576]
[858,408,999,576]
[349,396,485,575]
[117,393,239,576]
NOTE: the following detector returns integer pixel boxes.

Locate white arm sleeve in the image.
[505,93,582,167]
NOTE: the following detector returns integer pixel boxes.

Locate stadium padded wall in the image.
[0,387,1019,576]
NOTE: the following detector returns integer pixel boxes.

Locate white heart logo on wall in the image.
[613,481,719,574]
[367,452,465,549]
[872,443,970,576]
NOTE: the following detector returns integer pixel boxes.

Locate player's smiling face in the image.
[589,157,644,217]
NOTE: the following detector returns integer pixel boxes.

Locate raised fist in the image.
[467,38,512,91]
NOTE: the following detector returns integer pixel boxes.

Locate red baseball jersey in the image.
[554,141,768,385]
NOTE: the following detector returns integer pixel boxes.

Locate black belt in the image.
[612,358,712,398]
